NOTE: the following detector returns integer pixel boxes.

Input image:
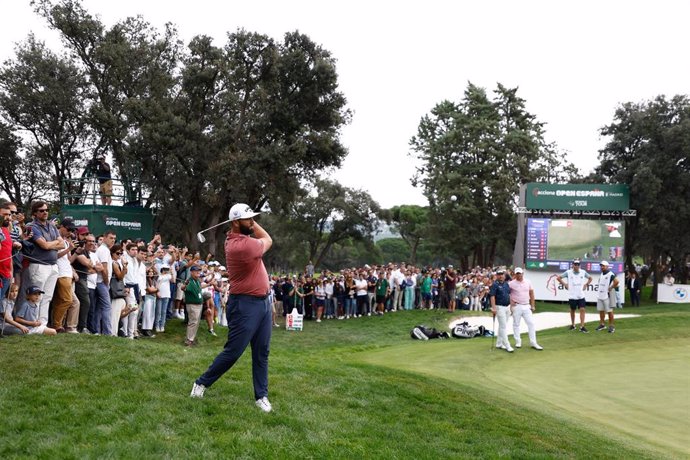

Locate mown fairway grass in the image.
[0,294,687,459]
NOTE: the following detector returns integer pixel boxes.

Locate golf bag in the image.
[410,325,449,340]
[451,321,486,339]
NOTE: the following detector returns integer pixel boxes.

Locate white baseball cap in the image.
[228,203,260,221]
[514,267,524,274]
[600,260,609,266]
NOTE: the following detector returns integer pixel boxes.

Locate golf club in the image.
[491,312,496,352]
[196,218,232,243]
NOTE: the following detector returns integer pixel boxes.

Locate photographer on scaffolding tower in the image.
[89,156,112,206]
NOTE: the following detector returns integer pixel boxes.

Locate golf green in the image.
[359,321,690,458]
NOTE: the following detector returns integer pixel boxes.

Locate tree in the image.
[380,205,428,264]
[34,0,182,204]
[0,121,51,207]
[410,82,578,271]
[33,0,351,253]
[376,238,410,265]
[596,95,690,290]
[0,34,90,203]
[279,179,380,268]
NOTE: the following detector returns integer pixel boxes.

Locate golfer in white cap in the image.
[191,203,275,412]
[508,268,543,350]
[595,261,618,333]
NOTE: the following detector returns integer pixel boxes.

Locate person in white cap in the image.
[557,258,593,332]
[508,267,543,350]
[191,203,275,413]
[595,261,618,333]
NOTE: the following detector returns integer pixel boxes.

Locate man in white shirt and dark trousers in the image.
[595,261,619,333]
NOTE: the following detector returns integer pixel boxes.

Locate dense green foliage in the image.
[595,95,690,285]
[410,83,579,271]
[379,205,428,264]
[1,1,351,255]
[267,179,380,269]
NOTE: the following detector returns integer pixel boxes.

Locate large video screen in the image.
[525,218,625,273]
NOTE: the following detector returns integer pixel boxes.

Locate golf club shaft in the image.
[199,218,232,235]
[491,313,496,351]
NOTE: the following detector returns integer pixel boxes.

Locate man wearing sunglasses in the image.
[0,203,20,302]
[5,202,24,288]
[19,201,63,325]
[557,258,593,333]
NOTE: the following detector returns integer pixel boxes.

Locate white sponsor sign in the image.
[657,284,690,304]
[525,269,625,304]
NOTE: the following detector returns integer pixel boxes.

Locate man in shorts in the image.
[595,261,618,333]
[557,258,593,332]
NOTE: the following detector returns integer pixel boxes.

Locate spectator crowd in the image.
[0,201,231,345]
[1,201,511,344]
[270,263,499,322]
[7,200,653,345]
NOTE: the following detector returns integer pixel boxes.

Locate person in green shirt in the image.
[290,279,305,314]
[181,265,205,346]
[420,272,432,309]
[374,271,389,315]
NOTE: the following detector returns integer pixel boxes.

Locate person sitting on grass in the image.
[13,286,57,336]
[1,284,30,336]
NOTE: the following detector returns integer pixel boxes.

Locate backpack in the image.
[410,325,450,340]
[451,321,485,339]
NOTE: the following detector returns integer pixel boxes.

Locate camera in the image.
[86,158,100,174]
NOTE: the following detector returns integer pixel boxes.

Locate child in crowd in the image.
[13,286,57,336]
[155,264,172,332]
[1,284,29,336]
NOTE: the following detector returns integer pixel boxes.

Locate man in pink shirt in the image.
[508,267,543,350]
[190,203,275,413]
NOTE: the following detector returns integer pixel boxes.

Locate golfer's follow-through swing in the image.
[190,203,275,413]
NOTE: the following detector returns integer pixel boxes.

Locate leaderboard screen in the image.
[525,218,625,273]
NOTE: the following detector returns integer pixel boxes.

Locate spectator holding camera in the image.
[71,232,97,333]
[51,217,78,333]
[95,157,112,205]
[0,204,20,302]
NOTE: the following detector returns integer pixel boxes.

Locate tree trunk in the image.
[460,255,469,273]
[649,253,661,301]
[410,238,419,265]
[624,216,637,273]
[204,207,223,260]
[486,240,497,267]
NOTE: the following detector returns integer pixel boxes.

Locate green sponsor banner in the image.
[61,205,154,241]
[525,183,630,211]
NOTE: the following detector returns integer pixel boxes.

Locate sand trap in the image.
[449,312,640,336]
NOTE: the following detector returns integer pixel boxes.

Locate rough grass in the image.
[0,291,686,459]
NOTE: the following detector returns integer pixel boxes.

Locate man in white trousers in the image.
[489,268,513,353]
[509,267,543,350]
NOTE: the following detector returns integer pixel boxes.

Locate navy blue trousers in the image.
[196,294,272,400]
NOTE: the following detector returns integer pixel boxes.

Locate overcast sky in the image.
[1,0,688,208]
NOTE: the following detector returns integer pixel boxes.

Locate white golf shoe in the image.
[256,397,272,413]
[190,382,206,398]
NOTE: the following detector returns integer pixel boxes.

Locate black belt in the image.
[231,293,269,300]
